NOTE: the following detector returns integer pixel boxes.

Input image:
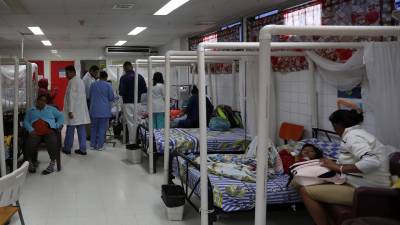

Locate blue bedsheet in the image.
[152,128,251,154]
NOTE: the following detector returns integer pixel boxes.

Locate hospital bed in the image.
[138,125,251,173]
[171,128,341,224]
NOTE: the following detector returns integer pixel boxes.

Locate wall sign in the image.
[58,69,66,78]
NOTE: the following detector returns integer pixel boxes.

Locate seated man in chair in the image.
[23,95,64,175]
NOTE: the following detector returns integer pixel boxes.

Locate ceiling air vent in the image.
[112,3,135,10]
[105,46,157,56]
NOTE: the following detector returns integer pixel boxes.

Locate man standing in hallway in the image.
[89,71,116,151]
[82,65,99,108]
[82,65,100,140]
[63,65,91,155]
[119,61,147,149]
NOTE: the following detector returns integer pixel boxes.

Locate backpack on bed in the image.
[215,105,242,128]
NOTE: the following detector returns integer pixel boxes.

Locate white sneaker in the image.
[97,147,106,151]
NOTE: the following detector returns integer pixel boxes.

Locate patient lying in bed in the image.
[279,144,324,174]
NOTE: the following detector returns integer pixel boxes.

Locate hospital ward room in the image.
[0,0,400,225]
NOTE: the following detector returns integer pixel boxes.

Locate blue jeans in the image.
[64,125,87,153]
[90,118,109,149]
[153,112,165,129]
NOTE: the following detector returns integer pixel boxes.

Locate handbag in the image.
[288,159,346,186]
[209,117,230,131]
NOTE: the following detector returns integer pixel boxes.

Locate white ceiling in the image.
[0,0,300,50]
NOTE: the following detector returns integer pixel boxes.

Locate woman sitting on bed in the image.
[299,109,391,225]
[174,85,214,128]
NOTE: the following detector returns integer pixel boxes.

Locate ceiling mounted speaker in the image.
[0,0,28,14]
[195,21,216,26]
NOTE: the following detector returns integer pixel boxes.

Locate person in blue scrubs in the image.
[89,71,116,151]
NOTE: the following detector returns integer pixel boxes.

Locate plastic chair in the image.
[31,129,62,171]
[279,122,305,143]
[0,161,29,225]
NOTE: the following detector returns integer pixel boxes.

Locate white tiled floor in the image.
[9,141,313,225]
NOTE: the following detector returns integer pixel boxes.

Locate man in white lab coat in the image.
[82,65,99,108]
[63,65,91,155]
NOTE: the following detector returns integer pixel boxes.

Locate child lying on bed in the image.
[280,144,324,174]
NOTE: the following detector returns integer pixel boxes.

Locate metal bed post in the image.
[306,56,318,129]
[12,57,19,171]
[196,43,208,225]
[0,57,6,176]
[206,64,214,105]
[256,31,271,225]
[164,53,171,184]
[238,59,247,129]
[148,57,155,174]
[232,61,237,110]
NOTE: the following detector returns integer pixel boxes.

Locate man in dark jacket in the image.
[119,61,147,149]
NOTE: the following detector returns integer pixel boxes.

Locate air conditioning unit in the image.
[0,0,28,14]
[105,46,157,56]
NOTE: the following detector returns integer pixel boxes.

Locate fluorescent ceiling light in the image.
[154,0,190,15]
[28,26,44,35]
[51,50,58,54]
[41,40,52,46]
[115,40,127,46]
[128,27,147,35]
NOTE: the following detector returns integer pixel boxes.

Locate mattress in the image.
[143,128,251,154]
[173,156,301,212]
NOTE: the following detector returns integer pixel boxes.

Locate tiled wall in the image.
[275,70,376,140]
[316,76,339,132]
[213,74,239,110]
[316,77,376,135]
[276,70,314,138]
